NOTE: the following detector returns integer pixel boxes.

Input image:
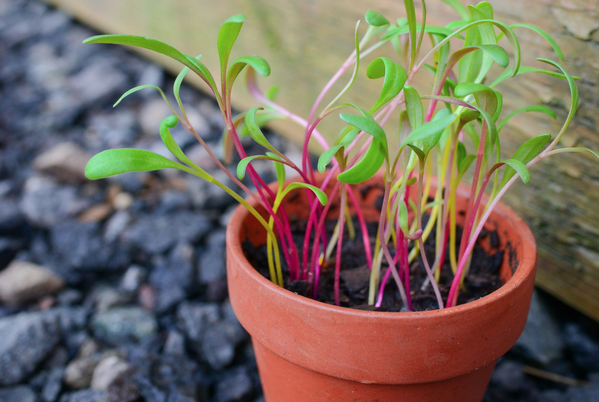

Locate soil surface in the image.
[245,215,504,312]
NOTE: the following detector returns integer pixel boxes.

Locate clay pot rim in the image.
[226,173,536,321]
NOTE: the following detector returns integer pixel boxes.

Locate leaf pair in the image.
[86,115,208,180]
[367,57,407,113]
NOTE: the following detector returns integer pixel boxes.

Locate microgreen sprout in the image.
[84,0,598,310]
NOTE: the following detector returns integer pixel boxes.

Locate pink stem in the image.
[456,121,488,272]
[378,180,410,310]
[446,172,498,307]
[311,181,342,299]
[346,185,373,269]
[302,167,338,280]
[403,238,413,310]
[334,188,347,306]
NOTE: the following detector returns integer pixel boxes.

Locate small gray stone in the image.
[64,356,101,389]
[68,63,128,107]
[490,360,526,394]
[88,285,130,312]
[514,291,564,366]
[91,307,157,345]
[216,367,253,402]
[163,330,186,356]
[91,356,130,391]
[106,369,139,402]
[198,230,226,284]
[133,374,166,402]
[0,237,22,270]
[0,198,26,236]
[88,111,138,148]
[0,311,60,386]
[125,212,211,254]
[176,302,220,343]
[564,382,599,401]
[103,211,131,242]
[51,221,130,272]
[150,243,195,313]
[120,265,147,293]
[41,367,64,402]
[136,64,163,89]
[21,177,89,228]
[59,390,107,402]
[0,260,64,305]
[33,142,91,182]
[139,98,171,137]
[0,386,37,402]
[564,323,599,372]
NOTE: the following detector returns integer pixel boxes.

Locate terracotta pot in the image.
[226,173,536,402]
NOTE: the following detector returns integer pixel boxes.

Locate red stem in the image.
[334,188,347,306]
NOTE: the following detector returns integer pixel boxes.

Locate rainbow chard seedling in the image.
[84,0,598,310]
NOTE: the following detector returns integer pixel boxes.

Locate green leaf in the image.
[440,0,470,20]
[269,152,286,188]
[281,183,328,205]
[339,109,388,156]
[404,86,423,129]
[424,95,497,152]
[550,147,599,161]
[423,109,453,155]
[245,107,277,152]
[490,66,577,88]
[240,111,284,137]
[454,82,493,98]
[404,0,417,69]
[511,23,564,61]
[337,139,386,184]
[217,14,246,79]
[500,133,551,187]
[399,200,409,235]
[339,128,360,147]
[537,58,579,144]
[174,55,201,112]
[402,110,457,146]
[85,149,192,180]
[381,24,458,40]
[318,145,343,173]
[407,144,425,162]
[227,55,271,90]
[458,154,476,177]
[455,83,500,118]
[159,115,209,179]
[265,85,279,101]
[113,85,169,108]
[366,57,407,112]
[427,19,521,80]
[498,105,556,132]
[365,10,389,27]
[83,35,218,92]
[499,158,530,184]
[476,2,494,19]
[236,155,280,180]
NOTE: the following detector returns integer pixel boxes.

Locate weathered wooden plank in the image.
[44,0,599,321]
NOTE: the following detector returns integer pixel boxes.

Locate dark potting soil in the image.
[243,213,505,312]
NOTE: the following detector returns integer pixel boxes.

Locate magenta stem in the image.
[334,188,348,306]
[346,185,373,269]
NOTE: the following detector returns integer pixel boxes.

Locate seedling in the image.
[84,1,598,310]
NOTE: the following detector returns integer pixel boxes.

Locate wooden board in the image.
[44,0,599,321]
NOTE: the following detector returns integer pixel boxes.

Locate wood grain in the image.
[44,0,599,321]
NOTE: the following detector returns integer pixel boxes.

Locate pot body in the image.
[226,173,537,402]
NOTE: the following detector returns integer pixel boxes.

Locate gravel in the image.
[0,1,598,401]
